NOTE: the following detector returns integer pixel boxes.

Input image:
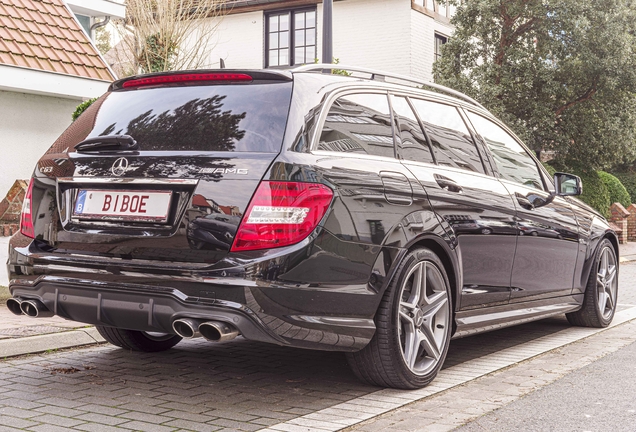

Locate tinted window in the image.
[391,96,434,164]
[466,112,544,190]
[80,83,292,152]
[318,93,395,158]
[410,99,484,173]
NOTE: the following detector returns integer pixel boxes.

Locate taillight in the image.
[231,181,334,252]
[122,73,253,89]
[20,178,35,239]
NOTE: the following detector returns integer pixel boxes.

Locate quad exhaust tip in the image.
[6,298,23,316]
[20,299,54,318]
[199,321,239,343]
[172,318,203,339]
[172,318,239,343]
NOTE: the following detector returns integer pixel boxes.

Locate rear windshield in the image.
[75,83,292,152]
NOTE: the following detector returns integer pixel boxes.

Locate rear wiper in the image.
[74,135,138,152]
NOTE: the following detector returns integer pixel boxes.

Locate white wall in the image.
[0,90,79,197]
[410,9,453,82]
[201,11,265,69]
[324,0,412,75]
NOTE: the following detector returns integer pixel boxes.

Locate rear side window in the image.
[410,99,485,173]
[78,83,293,152]
[466,112,544,190]
[391,96,435,164]
[318,93,395,158]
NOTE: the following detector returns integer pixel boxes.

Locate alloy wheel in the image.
[597,246,618,320]
[398,261,450,375]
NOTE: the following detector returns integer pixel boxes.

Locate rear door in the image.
[464,111,580,302]
[391,95,518,310]
[32,72,293,266]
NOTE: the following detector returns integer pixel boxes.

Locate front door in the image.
[464,111,579,302]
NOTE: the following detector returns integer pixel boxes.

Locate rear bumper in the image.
[8,238,388,352]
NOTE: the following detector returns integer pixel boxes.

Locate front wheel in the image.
[346,248,453,389]
[566,239,618,328]
[96,326,182,352]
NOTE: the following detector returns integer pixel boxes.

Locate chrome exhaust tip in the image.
[199,321,239,343]
[20,299,54,318]
[6,298,23,316]
[172,318,203,339]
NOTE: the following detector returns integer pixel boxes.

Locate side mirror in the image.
[554,172,582,196]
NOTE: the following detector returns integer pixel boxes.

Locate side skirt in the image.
[452,294,583,339]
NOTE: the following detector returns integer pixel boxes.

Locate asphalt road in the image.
[455,339,636,432]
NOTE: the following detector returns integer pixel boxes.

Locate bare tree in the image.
[109,0,228,77]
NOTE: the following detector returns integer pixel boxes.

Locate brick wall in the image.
[627,204,636,242]
[0,180,27,236]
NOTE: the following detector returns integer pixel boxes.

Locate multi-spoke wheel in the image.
[347,247,452,389]
[567,239,618,328]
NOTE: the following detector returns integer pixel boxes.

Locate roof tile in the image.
[0,0,114,81]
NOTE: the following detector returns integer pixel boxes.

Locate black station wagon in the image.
[7,65,619,389]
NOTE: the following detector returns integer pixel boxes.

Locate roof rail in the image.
[292,63,485,110]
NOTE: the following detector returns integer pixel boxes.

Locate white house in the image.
[0,0,122,198]
[203,0,455,82]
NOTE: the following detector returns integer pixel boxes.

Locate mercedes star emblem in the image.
[111,157,129,176]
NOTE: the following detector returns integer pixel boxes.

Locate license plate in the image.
[73,190,172,222]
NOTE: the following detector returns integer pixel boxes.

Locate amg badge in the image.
[199,168,248,175]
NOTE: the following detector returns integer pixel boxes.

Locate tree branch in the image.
[555,81,598,117]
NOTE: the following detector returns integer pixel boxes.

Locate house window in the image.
[434,33,448,61]
[266,9,317,67]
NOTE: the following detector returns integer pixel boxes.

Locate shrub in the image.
[598,171,631,209]
[72,98,97,121]
[614,172,636,205]
[568,168,611,217]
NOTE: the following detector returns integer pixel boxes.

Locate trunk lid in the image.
[30,72,293,267]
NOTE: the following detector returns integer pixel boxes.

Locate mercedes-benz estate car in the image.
[6,65,619,389]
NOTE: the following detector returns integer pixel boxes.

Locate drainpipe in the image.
[322,0,333,64]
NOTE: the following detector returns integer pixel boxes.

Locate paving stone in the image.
[28,413,86,428]
[0,415,39,429]
[117,420,176,432]
[162,419,222,432]
[74,413,129,426]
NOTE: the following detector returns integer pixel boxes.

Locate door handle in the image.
[434,174,463,193]
[515,193,534,210]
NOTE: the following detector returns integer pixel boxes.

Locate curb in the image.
[0,327,105,358]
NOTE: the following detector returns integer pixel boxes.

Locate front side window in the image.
[410,99,485,173]
[318,93,395,158]
[267,9,316,67]
[466,112,544,190]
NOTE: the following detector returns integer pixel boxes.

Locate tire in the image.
[566,239,618,328]
[96,326,182,352]
[346,247,453,389]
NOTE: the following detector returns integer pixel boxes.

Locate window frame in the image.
[310,88,399,162]
[392,92,489,174]
[434,33,448,62]
[264,7,317,68]
[463,107,550,192]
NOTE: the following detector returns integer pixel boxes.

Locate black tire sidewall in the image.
[590,239,618,326]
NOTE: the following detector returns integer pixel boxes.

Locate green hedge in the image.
[614,172,636,205]
[568,168,611,217]
[598,171,631,209]
[72,98,97,121]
